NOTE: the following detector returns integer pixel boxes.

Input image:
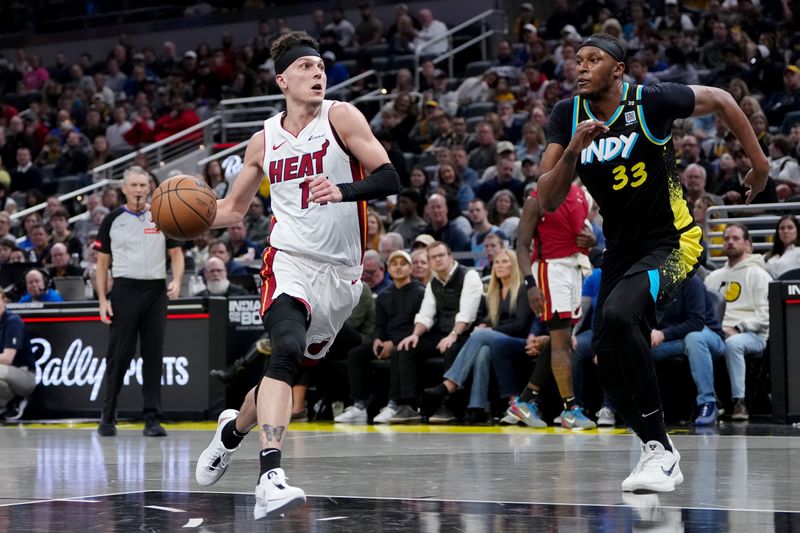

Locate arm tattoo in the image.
[261,424,287,443]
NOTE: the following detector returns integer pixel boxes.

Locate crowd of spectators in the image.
[1,1,800,424]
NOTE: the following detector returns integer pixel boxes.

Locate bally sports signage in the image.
[9,298,228,419]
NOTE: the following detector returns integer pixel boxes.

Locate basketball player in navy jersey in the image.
[194,31,399,518]
[537,33,767,492]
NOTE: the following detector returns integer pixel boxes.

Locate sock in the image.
[220,419,248,449]
[519,387,538,403]
[641,408,672,452]
[426,383,449,398]
[259,448,282,477]
[562,396,577,411]
[354,399,367,410]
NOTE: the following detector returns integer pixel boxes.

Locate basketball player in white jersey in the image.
[194,31,400,519]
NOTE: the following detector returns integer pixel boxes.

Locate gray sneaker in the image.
[387,405,421,424]
[428,406,457,424]
[596,406,616,427]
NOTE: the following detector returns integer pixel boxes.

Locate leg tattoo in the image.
[261,424,286,443]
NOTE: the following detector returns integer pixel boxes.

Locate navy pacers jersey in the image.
[547,82,704,286]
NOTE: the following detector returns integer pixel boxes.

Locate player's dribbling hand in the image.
[397,334,419,351]
[99,300,113,324]
[567,120,609,153]
[743,163,768,204]
[306,175,342,204]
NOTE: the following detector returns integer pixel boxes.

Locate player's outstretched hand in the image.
[743,163,768,204]
[567,120,609,154]
[306,175,342,204]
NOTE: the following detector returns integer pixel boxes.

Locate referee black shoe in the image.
[97,419,117,437]
[143,416,167,437]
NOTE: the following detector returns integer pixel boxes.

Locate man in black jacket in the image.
[392,242,483,423]
[334,250,425,424]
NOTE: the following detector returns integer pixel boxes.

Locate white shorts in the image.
[532,257,583,323]
[260,248,363,360]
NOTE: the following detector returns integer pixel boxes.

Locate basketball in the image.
[151,175,217,240]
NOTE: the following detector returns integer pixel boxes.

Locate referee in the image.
[95,166,184,437]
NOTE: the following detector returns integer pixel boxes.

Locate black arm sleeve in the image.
[337,163,401,202]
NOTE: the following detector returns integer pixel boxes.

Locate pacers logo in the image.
[723,281,741,302]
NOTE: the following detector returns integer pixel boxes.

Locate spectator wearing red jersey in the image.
[153,97,200,142]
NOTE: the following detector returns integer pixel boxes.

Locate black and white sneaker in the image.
[3,397,27,422]
[195,409,241,486]
[253,468,306,519]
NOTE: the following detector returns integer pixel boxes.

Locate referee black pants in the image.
[100,278,168,421]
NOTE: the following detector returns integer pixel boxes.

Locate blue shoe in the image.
[508,398,547,428]
[694,402,719,426]
[560,406,596,429]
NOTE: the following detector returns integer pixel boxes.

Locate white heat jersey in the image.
[261,99,367,267]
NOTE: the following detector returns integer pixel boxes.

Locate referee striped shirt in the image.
[94,207,181,280]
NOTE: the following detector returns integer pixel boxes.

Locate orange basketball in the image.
[151,175,217,240]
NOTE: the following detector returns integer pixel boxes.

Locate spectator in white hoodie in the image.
[704,223,771,421]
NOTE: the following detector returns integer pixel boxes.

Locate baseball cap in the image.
[388,250,412,265]
[561,24,578,35]
[523,23,537,34]
[413,234,435,247]
[521,2,533,10]
[496,140,515,154]
[434,69,447,79]
[259,59,274,72]
[665,0,678,5]
[322,50,336,62]
[785,64,800,74]
[92,93,104,101]
[184,50,198,59]
[132,52,145,61]
[424,99,438,107]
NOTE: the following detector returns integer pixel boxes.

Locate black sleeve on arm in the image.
[642,83,696,139]
[545,99,574,148]
[337,163,401,202]
[494,285,534,337]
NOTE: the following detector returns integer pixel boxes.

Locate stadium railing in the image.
[11,116,220,222]
[218,69,382,143]
[412,9,500,89]
[704,202,800,266]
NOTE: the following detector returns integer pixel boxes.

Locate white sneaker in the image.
[621,441,648,491]
[623,441,683,492]
[334,405,367,424]
[372,405,397,424]
[195,409,241,486]
[253,468,306,519]
[596,406,615,427]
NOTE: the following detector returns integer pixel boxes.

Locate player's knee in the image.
[264,319,306,386]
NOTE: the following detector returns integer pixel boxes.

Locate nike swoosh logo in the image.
[272,141,287,150]
[662,461,677,476]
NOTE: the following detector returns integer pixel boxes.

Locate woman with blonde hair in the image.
[366,209,385,252]
[423,248,533,424]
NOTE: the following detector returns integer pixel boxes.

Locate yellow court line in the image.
[10,420,630,436]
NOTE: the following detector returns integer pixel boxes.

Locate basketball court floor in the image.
[1,420,799,532]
